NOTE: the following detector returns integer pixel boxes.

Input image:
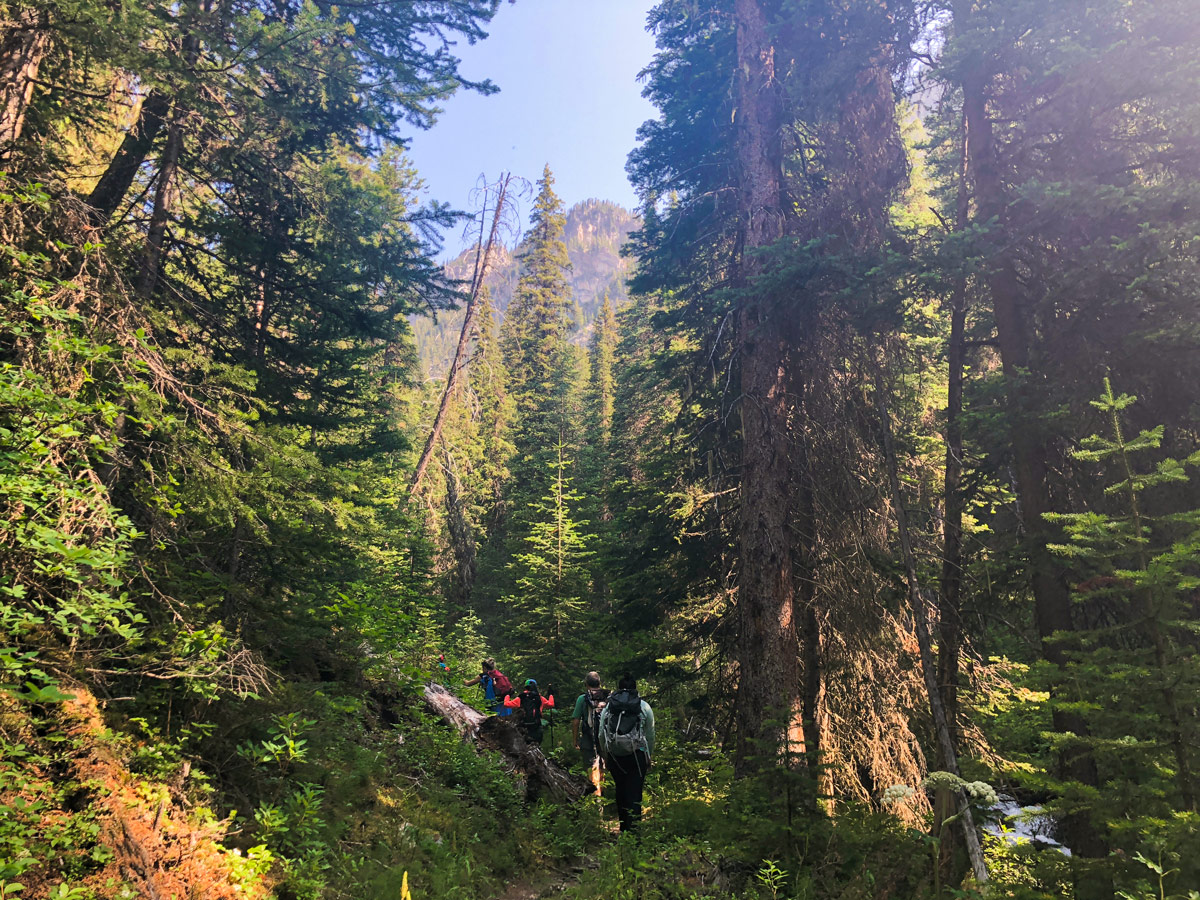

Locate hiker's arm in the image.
[572,717,580,747]
[502,694,521,708]
[644,704,656,758]
[543,694,555,710]
[463,676,480,686]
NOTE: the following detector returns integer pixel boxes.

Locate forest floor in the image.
[491,806,616,900]
[1,686,267,900]
[493,860,596,900]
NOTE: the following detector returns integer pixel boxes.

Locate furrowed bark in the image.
[410,173,511,496]
[875,363,989,886]
[0,9,50,159]
[731,0,804,776]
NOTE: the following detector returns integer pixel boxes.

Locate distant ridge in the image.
[413,198,638,378]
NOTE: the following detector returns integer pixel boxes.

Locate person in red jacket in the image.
[503,679,555,744]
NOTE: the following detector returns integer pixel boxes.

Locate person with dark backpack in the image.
[503,679,555,744]
[599,674,655,834]
[572,671,609,792]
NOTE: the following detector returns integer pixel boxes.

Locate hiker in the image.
[572,671,609,792]
[599,673,655,834]
[503,679,555,744]
[462,658,513,716]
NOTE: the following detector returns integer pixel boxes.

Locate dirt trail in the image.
[493,859,597,900]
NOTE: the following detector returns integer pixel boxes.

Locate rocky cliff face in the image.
[413,199,638,377]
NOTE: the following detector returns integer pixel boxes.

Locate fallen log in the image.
[423,683,592,803]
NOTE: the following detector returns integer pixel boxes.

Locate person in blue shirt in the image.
[463,658,512,716]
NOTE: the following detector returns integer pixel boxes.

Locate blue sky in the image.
[407,1,659,253]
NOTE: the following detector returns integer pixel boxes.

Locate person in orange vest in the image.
[503,679,555,744]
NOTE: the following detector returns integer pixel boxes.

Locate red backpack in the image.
[491,669,513,697]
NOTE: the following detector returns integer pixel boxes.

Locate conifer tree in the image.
[580,291,619,604]
[467,286,514,534]
[498,164,581,549]
[1047,382,1200,821]
[503,442,594,677]
[502,165,573,412]
[589,292,618,448]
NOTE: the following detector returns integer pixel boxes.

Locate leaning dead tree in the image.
[410,173,514,495]
[423,683,591,803]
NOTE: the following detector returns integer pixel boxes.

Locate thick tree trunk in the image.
[87,90,171,222]
[956,26,1108,872]
[875,364,989,886]
[411,174,511,495]
[423,683,590,802]
[731,0,804,775]
[0,9,50,159]
[961,74,1074,660]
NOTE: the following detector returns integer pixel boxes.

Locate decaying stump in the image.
[423,683,592,802]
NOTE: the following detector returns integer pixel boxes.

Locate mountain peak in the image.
[415,200,639,376]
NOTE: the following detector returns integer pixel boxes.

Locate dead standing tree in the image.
[410,173,516,496]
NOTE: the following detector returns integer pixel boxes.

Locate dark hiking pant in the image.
[606,750,649,833]
[522,719,544,744]
[579,737,599,769]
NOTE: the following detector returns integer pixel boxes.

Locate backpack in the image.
[491,669,513,697]
[519,688,543,724]
[602,690,644,757]
[580,688,609,739]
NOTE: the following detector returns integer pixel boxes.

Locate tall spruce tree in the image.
[588,293,618,446]
[502,164,573,414]
[502,441,594,678]
[498,164,581,541]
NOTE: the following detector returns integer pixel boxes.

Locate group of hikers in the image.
[463,660,655,833]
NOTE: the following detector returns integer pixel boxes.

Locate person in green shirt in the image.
[571,671,609,792]
[598,674,655,833]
